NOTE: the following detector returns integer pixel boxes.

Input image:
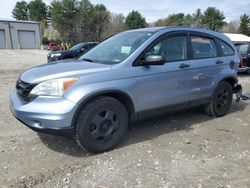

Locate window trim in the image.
[133,30,236,66]
[217,39,235,57]
[133,31,189,66]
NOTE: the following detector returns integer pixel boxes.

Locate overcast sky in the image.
[1,0,250,22]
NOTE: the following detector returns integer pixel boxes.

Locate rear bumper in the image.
[238,67,250,73]
[233,84,243,103]
[9,91,77,136]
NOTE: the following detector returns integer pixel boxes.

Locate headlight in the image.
[30,78,78,96]
[51,53,62,58]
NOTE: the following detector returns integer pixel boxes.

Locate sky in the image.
[1,0,250,23]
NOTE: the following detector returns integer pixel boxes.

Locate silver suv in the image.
[10,27,242,153]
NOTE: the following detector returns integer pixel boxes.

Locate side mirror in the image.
[80,48,86,53]
[144,55,165,65]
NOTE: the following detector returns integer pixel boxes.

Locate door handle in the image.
[179,63,190,69]
[216,60,223,64]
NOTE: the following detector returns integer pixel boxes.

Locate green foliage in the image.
[77,0,94,41]
[50,0,77,42]
[192,8,203,27]
[201,7,225,31]
[92,4,110,40]
[101,13,127,39]
[12,0,242,44]
[43,27,61,42]
[40,19,48,35]
[125,10,147,29]
[154,7,225,30]
[42,36,49,44]
[155,13,192,26]
[239,14,250,36]
[50,38,62,44]
[165,13,186,26]
[50,0,110,43]
[12,1,29,20]
[28,0,48,21]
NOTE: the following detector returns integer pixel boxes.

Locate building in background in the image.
[0,20,41,49]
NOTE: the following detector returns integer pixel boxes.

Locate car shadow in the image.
[38,100,248,157]
[38,133,90,157]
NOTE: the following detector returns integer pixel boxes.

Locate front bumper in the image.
[9,91,77,136]
[47,57,59,63]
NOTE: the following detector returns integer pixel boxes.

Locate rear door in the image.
[218,39,239,72]
[186,32,221,99]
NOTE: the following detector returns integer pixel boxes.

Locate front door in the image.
[135,33,195,112]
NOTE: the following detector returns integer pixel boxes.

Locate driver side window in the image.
[145,36,187,62]
[80,45,89,53]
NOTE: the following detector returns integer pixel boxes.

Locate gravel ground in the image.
[0,50,250,188]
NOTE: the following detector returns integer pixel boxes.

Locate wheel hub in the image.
[90,110,119,142]
[217,89,229,110]
[100,120,112,133]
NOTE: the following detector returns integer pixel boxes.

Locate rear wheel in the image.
[205,81,233,117]
[74,96,128,153]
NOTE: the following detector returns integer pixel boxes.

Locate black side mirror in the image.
[143,55,165,65]
[80,48,86,53]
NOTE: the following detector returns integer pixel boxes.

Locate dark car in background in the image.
[47,42,98,62]
[224,33,250,73]
[234,42,250,73]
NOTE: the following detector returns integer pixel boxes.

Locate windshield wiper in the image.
[81,58,94,62]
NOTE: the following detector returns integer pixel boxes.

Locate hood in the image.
[20,59,112,83]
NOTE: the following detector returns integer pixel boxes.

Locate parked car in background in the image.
[224,33,250,73]
[234,42,250,73]
[48,43,61,51]
[47,42,98,63]
[10,27,242,153]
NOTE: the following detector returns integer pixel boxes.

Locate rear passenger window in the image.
[220,41,234,56]
[191,37,217,59]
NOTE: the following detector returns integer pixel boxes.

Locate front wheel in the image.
[74,96,128,153]
[205,81,233,117]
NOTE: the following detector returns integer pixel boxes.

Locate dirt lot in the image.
[0,50,250,188]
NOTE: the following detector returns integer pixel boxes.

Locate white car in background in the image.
[224,33,250,73]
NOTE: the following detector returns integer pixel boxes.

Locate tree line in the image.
[12,0,250,44]
[154,8,250,36]
[12,0,146,44]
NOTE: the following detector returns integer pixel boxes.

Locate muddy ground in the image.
[0,50,250,188]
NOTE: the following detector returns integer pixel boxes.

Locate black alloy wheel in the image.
[75,96,128,153]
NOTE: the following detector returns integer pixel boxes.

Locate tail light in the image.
[239,57,243,68]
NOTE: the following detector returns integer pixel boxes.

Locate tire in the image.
[205,81,233,117]
[74,96,128,153]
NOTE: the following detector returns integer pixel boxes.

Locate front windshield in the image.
[80,31,153,64]
[70,43,84,50]
[235,43,249,54]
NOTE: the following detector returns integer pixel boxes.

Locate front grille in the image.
[16,79,37,103]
